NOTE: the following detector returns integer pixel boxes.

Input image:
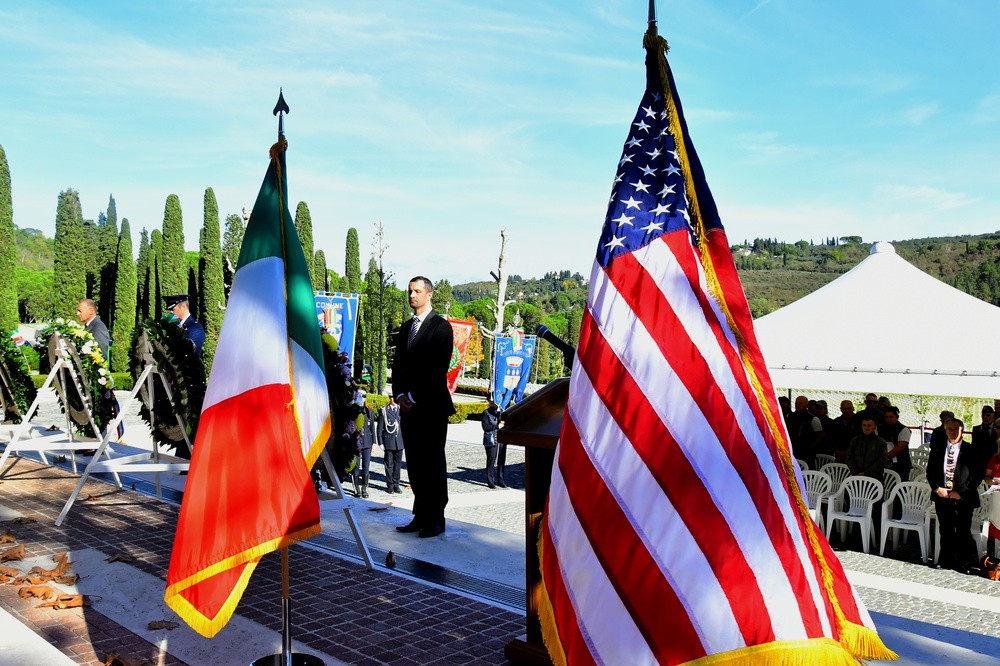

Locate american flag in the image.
[537,28,896,666]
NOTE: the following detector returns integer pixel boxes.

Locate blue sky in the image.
[1,1,998,284]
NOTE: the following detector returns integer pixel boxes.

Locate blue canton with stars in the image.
[597,89,692,269]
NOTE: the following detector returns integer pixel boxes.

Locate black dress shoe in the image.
[396,520,422,533]
[497,481,507,488]
[418,524,445,538]
[487,483,496,489]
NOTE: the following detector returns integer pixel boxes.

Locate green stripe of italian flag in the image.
[165,141,331,638]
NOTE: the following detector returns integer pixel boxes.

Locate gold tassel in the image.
[536,527,568,666]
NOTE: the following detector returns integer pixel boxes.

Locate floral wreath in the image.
[130,317,206,458]
[316,333,364,479]
[0,332,37,424]
[37,318,113,438]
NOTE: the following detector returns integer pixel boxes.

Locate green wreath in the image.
[130,317,206,458]
[0,333,37,424]
[37,319,113,438]
[313,333,363,481]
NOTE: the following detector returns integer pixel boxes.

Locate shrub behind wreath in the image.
[314,333,363,482]
[130,318,206,459]
[0,333,37,424]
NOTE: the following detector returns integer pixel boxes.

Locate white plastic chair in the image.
[879,482,932,562]
[814,453,835,469]
[802,470,833,531]
[911,449,930,470]
[819,463,851,513]
[933,492,993,565]
[796,458,809,471]
[908,464,926,482]
[826,476,884,553]
[883,469,901,499]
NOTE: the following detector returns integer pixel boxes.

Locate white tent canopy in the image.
[753,242,1000,399]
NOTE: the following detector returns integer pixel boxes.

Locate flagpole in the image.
[250,89,325,666]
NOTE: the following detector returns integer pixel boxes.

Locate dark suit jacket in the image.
[927,438,987,509]
[180,316,206,357]
[378,404,404,451]
[360,406,377,450]
[86,316,110,361]
[392,311,455,417]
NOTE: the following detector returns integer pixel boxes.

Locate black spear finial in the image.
[647,0,658,36]
[273,88,290,140]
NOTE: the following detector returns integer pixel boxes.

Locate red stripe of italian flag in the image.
[165,141,331,638]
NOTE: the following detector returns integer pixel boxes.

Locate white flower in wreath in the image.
[81,341,95,355]
[98,368,107,376]
[55,317,65,324]
[98,377,107,386]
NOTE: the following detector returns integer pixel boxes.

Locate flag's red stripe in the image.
[601,252,825,638]
[540,522,599,666]
[559,413,706,662]
[576,308,773,646]
[663,232,792,485]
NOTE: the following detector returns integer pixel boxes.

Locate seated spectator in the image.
[786,395,824,468]
[877,396,893,412]
[827,400,859,463]
[878,406,912,481]
[847,417,887,479]
[972,406,1000,458]
[928,418,987,574]
[778,396,791,419]
[984,441,1000,557]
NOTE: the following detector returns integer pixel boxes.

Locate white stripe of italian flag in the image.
[165,140,331,638]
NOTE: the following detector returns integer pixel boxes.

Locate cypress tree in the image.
[111,219,136,371]
[160,194,186,297]
[294,202,315,288]
[151,229,163,319]
[136,228,151,319]
[0,145,17,331]
[53,189,87,318]
[345,227,361,294]
[314,250,328,292]
[83,217,99,300]
[222,213,245,268]
[97,195,119,325]
[199,187,224,369]
[361,258,385,384]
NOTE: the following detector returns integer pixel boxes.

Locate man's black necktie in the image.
[408,316,420,349]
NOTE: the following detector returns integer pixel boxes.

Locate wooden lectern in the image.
[499,377,569,666]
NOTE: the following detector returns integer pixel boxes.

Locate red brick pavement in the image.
[0,458,524,665]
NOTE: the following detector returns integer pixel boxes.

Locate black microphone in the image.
[536,325,575,368]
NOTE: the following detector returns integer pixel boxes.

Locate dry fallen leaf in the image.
[18,584,59,601]
[146,620,179,631]
[84,495,99,502]
[30,552,71,578]
[105,553,136,564]
[39,593,91,609]
[0,574,10,584]
[53,574,80,585]
[10,517,34,525]
[0,529,16,544]
[0,544,25,563]
[0,565,20,577]
[102,653,147,666]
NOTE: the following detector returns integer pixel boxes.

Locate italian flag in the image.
[164,139,330,638]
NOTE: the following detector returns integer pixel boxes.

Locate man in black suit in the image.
[928,418,989,573]
[76,299,109,360]
[392,276,455,538]
[164,294,206,357]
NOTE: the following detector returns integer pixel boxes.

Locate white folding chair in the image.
[826,476,884,553]
[879,482,932,562]
[814,453,835,469]
[802,471,833,531]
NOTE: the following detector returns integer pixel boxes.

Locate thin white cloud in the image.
[876,184,978,210]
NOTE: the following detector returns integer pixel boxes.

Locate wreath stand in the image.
[54,340,193,526]
[0,332,121,484]
[316,449,375,570]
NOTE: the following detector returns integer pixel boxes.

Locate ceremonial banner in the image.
[537,22,895,666]
[446,318,475,395]
[315,292,359,365]
[493,334,535,410]
[165,138,330,638]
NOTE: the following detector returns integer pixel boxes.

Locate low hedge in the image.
[450,402,488,424]
[31,372,134,391]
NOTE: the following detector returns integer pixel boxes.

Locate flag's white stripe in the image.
[587,262,815,641]
[632,241,834,636]
[290,340,329,457]
[547,462,659,666]
[204,257,290,411]
[568,367,744,654]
